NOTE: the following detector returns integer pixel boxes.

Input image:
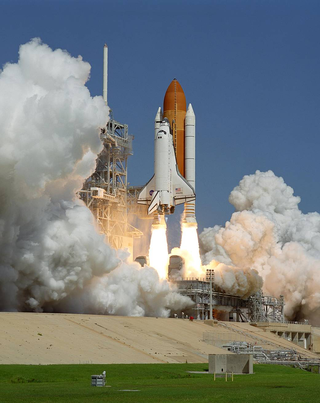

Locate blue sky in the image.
[1,0,320,239]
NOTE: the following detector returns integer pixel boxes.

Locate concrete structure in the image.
[253,322,312,350]
[0,313,318,365]
[0,313,231,365]
[209,354,253,374]
[312,328,320,354]
[204,320,320,356]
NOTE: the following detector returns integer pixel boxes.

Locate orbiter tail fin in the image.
[148,191,160,215]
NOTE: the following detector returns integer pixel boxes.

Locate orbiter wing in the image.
[137,175,155,204]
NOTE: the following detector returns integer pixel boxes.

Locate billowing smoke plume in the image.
[56,262,192,317]
[0,39,192,316]
[200,170,320,324]
[205,261,263,300]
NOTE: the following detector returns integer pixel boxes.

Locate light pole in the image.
[206,269,214,320]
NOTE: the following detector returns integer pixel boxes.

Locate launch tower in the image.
[79,45,142,254]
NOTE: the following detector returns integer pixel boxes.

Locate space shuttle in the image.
[138,117,195,215]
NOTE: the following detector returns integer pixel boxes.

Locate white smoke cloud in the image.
[0,39,191,316]
[169,225,262,299]
[199,170,320,324]
[55,263,193,317]
[204,260,263,299]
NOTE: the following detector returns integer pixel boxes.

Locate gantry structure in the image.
[168,264,285,322]
[79,118,142,253]
[248,291,284,323]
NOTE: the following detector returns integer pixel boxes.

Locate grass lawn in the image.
[0,363,319,402]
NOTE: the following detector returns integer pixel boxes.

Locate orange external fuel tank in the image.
[163,79,187,177]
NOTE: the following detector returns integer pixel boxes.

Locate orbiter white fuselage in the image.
[138,119,195,216]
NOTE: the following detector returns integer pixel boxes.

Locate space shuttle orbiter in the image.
[137,118,195,216]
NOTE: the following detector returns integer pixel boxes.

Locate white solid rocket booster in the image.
[184,103,196,224]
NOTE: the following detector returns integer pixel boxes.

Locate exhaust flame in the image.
[169,222,262,299]
[149,218,169,280]
[145,214,261,301]
[180,223,203,277]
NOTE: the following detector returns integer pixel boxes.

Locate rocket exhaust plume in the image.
[171,221,262,299]
[149,215,169,280]
[180,223,202,277]
[0,39,192,316]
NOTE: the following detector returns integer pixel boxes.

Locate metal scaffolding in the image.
[79,118,142,253]
[248,291,284,323]
[172,279,249,320]
[170,275,285,323]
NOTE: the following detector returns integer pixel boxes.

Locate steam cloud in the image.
[0,39,192,316]
[4,40,316,322]
[200,170,320,324]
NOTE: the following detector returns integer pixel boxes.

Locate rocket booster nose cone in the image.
[186,103,195,116]
[163,79,186,112]
[186,103,195,126]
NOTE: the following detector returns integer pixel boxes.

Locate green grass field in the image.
[0,363,319,403]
